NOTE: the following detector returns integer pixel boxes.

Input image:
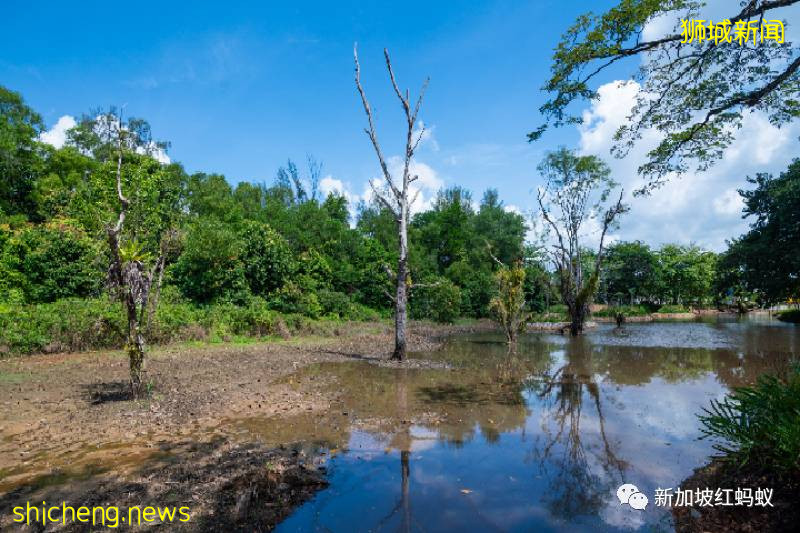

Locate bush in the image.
[410,277,461,324]
[0,298,125,354]
[240,221,295,296]
[699,365,800,472]
[656,304,690,313]
[777,309,800,323]
[170,220,249,304]
[1,222,102,303]
[267,282,323,318]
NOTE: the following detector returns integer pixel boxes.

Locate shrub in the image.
[267,282,323,318]
[489,264,529,343]
[410,277,462,324]
[0,298,125,354]
[2,222,102,303]
[240,221,295,296]
[699,365,800,473]
[170,220,248,304]
[657,304,690,313]
[777,309,800,323]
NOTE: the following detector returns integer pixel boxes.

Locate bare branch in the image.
[537,187,568,258]
[485,240,505,268]
[384,48,411,117]
[410,124,426,155]
[409,187,422,208]
[369,179,399,218]
[354,44,401,199]
[412,78,430,123]
[595,189,626,271]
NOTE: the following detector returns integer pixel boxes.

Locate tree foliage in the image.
[533,0,800,191]
[537,148,627,334]
[717,159,800,305]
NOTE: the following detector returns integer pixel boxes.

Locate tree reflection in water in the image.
[528,335,627,521]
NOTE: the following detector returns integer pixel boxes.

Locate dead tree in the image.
[106,115,172,397]
[354,44,429,361]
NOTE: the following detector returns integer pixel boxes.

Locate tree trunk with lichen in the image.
[127,324,146,396]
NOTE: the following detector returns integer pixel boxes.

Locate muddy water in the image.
[241,319,798,532]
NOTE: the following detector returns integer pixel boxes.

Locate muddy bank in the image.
[673,459,800,533]
[0,320,495,530]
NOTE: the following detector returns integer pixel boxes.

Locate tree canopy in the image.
[532,0,800,192]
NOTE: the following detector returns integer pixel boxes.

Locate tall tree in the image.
[719,159,800,305]
[354,45,429,361]
[531,0,800,191]
[537,148,627,335]
[0,86,44,219]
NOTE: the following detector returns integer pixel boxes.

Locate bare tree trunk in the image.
[354,45,428,361]
[393,229,408,360]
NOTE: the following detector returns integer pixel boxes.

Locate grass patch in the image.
[592,305,650,317]
[0,371,27,383]
[656,304,690,313]
[0,297,381,356]
[699,365,800,473]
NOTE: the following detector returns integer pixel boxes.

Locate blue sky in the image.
[3,1,799,250]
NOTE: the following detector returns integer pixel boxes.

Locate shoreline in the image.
[0,321,493,531]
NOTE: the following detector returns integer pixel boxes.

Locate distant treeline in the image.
[1,85,798,351]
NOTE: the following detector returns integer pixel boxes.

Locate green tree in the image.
[654,244,717,306]
[602,241,657,304]
[98,111,180,396]
[4,222,102,303]
[0,86,44,219]
[717,160,800,305]
[532,0,800,191]
[415,187,474,273]
[410,276,461,324]
[171,219,247,304]
[537,148,627,335]
[240,221,294,297]
[472,189,527,267]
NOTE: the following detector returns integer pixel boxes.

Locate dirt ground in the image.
[672,458,800,533]
[0,320,491,531]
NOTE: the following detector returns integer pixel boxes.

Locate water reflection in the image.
[257,319,798,532]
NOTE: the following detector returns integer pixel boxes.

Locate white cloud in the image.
[575,80,798,251]
[360,156,444,215]
[137,142,171,164]
[39,115,76,149]
[318,157,444,226]
[712,189,744,216]
[319,175,346,197]
[41,113,171,164]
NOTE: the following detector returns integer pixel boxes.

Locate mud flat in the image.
[0,321,492,531]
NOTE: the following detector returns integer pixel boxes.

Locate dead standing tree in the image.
[106,114,173,397]
[354,44,429,361]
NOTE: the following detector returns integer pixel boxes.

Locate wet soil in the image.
[673,459,800,533]
[0,320,494,531]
